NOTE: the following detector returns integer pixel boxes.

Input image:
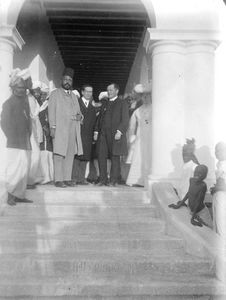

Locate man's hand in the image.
[168,200,187,209]
[50,127,55,138]
[93,132,98,141]
[115,131,122,140]
[75,112,83,122]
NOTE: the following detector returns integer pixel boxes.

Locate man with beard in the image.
[48,68,83,188]
[1,69,33,205]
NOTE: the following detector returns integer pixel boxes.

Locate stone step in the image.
[0,275,222,298]
[0,236,185,254]
[25,189,151,206]
[0,228,168,240]
[4,205,159,219]
[0,218,165,234]
[0,252,213,278]
[0,297,217,300]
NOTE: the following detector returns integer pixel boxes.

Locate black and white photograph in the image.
[0,0,226,299]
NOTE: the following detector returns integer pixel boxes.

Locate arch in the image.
[0,0,26,26]
[2,0,222,34]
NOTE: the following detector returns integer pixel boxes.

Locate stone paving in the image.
[0,184,224,299]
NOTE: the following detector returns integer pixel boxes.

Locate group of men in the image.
[48,67,129,188]
[1,66,130,205]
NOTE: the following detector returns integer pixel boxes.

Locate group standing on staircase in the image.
[0,66,152,205]
[1,65,226,243]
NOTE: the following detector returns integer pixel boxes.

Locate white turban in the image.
[9,68,31,88]
[98,91,108,101]
[72,89,80,98]
[133,83,152,94]
[133,84,144,94]
[40,83,49,94]
[32,80,42,90]
[17,68,31,81]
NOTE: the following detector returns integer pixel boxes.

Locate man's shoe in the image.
[15,197,33,203]
[118,179,126,185]
[64,181,76,187]
[77,180,89,185]
[55,181,67,188]
[96,181,108,187]
[86,178,96,184]
[109,182,118,187]
[132,184,144,187]
[7,198,16,206]
[27,184,36,190]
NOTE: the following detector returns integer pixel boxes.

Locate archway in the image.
[15,0,152,98]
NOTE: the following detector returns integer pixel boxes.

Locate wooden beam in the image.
[60,50,136,55]
[46,13,146,21]
[56,41,139,47]
[51,24,146,31]
[48,18,147,27]
[55,35,141,41]
[44,1,146,13]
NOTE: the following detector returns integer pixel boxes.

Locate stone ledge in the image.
[151,182,226,282]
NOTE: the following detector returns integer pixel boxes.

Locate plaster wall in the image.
[13,0,64,88]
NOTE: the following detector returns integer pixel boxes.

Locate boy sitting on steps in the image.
[169,164,213,228]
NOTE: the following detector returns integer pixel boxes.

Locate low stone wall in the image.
[151,182,226,282]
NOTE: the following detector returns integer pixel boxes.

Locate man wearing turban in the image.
[27,80,44,188]
[48,67,83,187]
[0,69,33,205]
[38,83,54,184]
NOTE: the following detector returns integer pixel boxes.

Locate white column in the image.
[143,28,220,189]
[0,26,24,181]
[149,41,186,183]
[185,41,218,187]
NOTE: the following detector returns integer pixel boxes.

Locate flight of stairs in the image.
[0,185,223,299]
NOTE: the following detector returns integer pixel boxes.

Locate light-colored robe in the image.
[126,104,152,187]
[213,160,226,239]
[27,93,42,185]
[48,88,83,157]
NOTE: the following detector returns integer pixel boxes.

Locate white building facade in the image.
[0,0,226,189]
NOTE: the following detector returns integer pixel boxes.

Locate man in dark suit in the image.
[72,84,97,184]
[94,83,129,186]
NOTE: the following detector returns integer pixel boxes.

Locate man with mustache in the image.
[1,68,33,205]
[48,68,83,188]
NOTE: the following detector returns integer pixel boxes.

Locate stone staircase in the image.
[0,185,224,299]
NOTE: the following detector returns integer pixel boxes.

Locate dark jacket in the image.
[39,105,53,152]
[1,95,32,150]
[95,97,129,156]
[77,98,97,161]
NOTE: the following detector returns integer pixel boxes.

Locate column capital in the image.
[143,28,221,54]
[0,25,25,50]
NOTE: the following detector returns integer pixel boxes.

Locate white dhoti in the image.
[27,131,41,185]
[39,150,54,184]
[5,148,30,199]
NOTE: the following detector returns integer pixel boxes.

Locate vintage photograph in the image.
[0,0,226,298]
